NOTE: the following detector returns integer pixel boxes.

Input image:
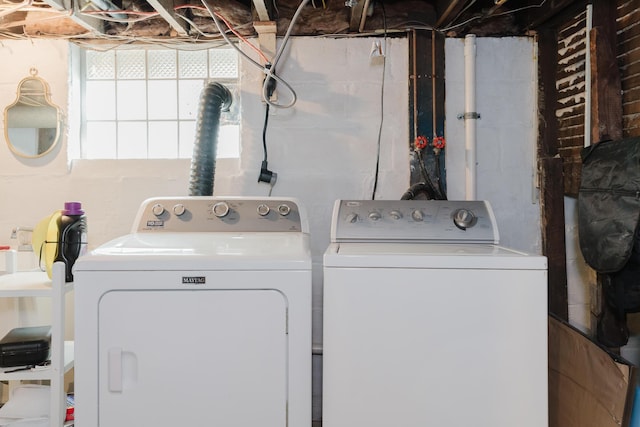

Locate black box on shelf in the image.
[0,326,51,367]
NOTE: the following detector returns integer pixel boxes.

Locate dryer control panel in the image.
[331,199,499,244]
[133,197,307,233]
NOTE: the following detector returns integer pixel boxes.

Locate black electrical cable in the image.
[371,0,387,200]
[258,73,278,189]
[262,103,270,163]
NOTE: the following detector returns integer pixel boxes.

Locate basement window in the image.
[71,46,239,160]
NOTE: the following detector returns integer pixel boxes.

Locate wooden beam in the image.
[252,0,271,22]
[524,0,586,30]
[145,0,189,36]
[253,21,276,61]
[435,0,469,28]
[590,1,623,143]
[40,0,105,33]
[537,28,569,320]
[485,0,512,17]
[541,157,569,319]
[357,0,371,32]
[587,0,623,343]
[348,0,366,32]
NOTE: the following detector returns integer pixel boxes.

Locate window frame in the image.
[73,45,240,161]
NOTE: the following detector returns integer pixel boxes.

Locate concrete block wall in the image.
[0,34,593,416]
[0,37,410,417]
[444,37,541,254]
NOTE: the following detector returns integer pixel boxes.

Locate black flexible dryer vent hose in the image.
[188,82,232,196]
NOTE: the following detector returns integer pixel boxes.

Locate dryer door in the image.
[98,289,288,427]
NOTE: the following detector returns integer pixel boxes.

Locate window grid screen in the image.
[81,47,239,160]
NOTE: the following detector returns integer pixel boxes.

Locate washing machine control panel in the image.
[133,197,306,233]
[331,199,499,244]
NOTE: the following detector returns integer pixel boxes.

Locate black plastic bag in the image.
[578,137,640,347]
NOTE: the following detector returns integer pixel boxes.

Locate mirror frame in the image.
[3,68,62,159]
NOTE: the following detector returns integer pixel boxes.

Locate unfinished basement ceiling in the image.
[0,0,587,43]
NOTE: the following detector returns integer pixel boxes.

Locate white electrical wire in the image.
[203,0,310,108]
[0,0,31,19]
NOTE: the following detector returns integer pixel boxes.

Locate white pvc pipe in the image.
[464,34,477,200]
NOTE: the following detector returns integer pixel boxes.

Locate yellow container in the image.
[31,210,61,279]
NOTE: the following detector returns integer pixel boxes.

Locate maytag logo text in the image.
[182,276,206,284]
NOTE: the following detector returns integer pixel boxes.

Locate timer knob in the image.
[390,210,403,220]
[345,213,359,223]
[173,204,186,216]
[151,203,165,216]
[278,204,291,216]
[212,202,230,218]
[368,211,381,221]
[257,204,270,216]
[411,210,424,222]
[453,208,477,230]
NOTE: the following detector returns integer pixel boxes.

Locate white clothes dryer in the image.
[74,197,311,427]
[323,199,548,427]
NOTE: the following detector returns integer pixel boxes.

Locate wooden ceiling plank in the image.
[145,0,189,36]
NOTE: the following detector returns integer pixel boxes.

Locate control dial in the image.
[212,202,230,218]
[345,213,359,223]
[151,203,165,216]
[390,210,403,220]
[411,210,424,222]
[452,208,477,230]
[257,204,270,216]
[173,204,186,216]
[368,211,381,221]
[277,204,291,216]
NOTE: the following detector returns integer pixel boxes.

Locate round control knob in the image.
[411,209,424,222]
[453,208,477,230]
[277,204,291,216]
[368,211,381,221]
[390,210,403,220]
[212,202,230,218]
[173,204,186,216]
[257,204,270,216]
[345,213,359,223]
[151,203,165,216]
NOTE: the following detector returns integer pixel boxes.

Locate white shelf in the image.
[0,259,74,427]
[0,271,73,297]
[0,341,74,381]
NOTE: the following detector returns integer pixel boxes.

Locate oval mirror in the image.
[4,69,61,158]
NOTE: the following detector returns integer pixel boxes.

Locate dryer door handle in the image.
[108,347,123,392]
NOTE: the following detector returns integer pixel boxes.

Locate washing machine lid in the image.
[75,232,311,271]
[324,243,547,270]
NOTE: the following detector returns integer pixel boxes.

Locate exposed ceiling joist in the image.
[0,0,589,41]
[486,0,512,16]
[40,0,105,33]
[435,0,467,28]
[523,0,584,29]
[144,0,189,36]
[252,0,271,22]
[348,0,366,32]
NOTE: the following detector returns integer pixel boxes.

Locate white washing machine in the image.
[323,199,548,427]
[73,196,311,427]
